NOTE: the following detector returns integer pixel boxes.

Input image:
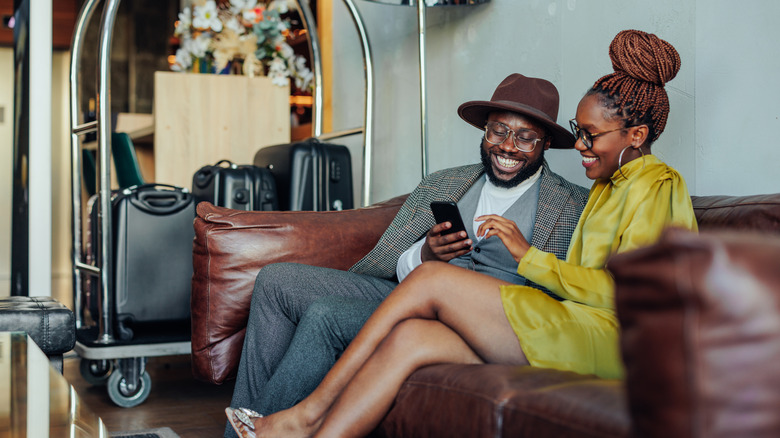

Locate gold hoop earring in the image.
[618,146,645,179]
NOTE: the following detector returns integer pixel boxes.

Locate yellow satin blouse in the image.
[500,154,697,379]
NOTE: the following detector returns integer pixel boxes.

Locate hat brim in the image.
[458,100,575,149]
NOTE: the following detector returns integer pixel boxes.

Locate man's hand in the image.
[475,214,531,262]
[421,222,472,262]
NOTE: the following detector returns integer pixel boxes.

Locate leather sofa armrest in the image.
[610,228,780,437]
[191,196,406,384]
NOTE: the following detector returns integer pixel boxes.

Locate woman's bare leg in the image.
[314,318,497,437]
[251,261,527,436]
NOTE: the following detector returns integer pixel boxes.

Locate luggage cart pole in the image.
[69,0,121,343]
[94,0,122,344]
[69,0,102,330]
[340,0,375,208]
[293,0,375,207]
[294,0,323,138]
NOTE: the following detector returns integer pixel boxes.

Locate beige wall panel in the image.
[0,48,11,297]
[51,51,72,308]
[153,72,290,189]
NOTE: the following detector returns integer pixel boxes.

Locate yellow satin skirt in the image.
[500,285,624,379]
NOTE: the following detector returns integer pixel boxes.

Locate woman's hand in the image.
[475,215,531,262]
[421,222,473,262]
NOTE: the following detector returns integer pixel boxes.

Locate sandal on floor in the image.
[226,407,263,438]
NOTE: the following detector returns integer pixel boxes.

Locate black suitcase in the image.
[88,184,195,340]
[253,138,353,211]
[191,160,278,211]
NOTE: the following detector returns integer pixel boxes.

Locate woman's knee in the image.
[405,261,467,291]
[394,261,459,309]
[408,260,450,279]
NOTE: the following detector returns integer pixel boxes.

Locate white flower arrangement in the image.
[170,0,313,90]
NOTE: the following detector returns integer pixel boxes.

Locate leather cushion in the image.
[610,229,780,437]
[374,364,629,438]
[0,296,76,354]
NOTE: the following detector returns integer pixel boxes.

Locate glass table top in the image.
[0,332,109,437]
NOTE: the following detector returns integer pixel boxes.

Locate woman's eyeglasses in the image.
[569,119,625,149]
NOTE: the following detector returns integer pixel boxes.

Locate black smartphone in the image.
[430,201,468,236]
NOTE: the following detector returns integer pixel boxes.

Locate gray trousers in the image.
[226,263,396,438]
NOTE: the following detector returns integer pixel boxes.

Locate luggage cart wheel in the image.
[107,357,152,408]
[79,359,114,386]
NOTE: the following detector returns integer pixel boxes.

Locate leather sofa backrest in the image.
[692,193,780,232]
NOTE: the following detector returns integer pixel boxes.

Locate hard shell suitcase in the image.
[191,160,278,211]
[253,138,353,211]
[88,184,195,340]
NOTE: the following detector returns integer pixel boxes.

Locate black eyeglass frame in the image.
[483,121,544,153]
[569,118,627,149]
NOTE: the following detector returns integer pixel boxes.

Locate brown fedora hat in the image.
[458,73,575,149]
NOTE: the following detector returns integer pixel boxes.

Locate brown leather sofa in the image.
[191,193,780,437]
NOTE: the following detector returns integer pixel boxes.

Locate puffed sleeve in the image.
[517,170,697,310]
[618,168,698,253]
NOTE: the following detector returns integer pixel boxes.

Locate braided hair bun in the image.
[591,30,681,144]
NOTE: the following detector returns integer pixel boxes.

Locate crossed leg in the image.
[240,261,530,437]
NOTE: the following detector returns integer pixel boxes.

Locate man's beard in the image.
[480,141,545,188]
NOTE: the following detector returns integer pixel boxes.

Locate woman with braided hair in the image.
[226,29,698,438]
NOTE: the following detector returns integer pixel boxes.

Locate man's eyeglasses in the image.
[484,121,543,152]
[569,119,626,149]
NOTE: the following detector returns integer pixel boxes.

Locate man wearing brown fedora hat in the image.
[226,73,588,436]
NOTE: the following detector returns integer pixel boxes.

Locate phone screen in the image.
[430,201,467,236]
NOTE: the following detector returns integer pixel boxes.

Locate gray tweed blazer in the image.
[349,161,589,282]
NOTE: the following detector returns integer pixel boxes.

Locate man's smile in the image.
[492,153,523,174]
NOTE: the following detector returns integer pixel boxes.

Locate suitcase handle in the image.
[126,184,192,215]
[193,160,239,189]
[214,159,238,169]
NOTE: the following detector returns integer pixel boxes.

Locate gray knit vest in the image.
[449,176,540,285]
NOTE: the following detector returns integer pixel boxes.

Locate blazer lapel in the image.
[530,164,569,252]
